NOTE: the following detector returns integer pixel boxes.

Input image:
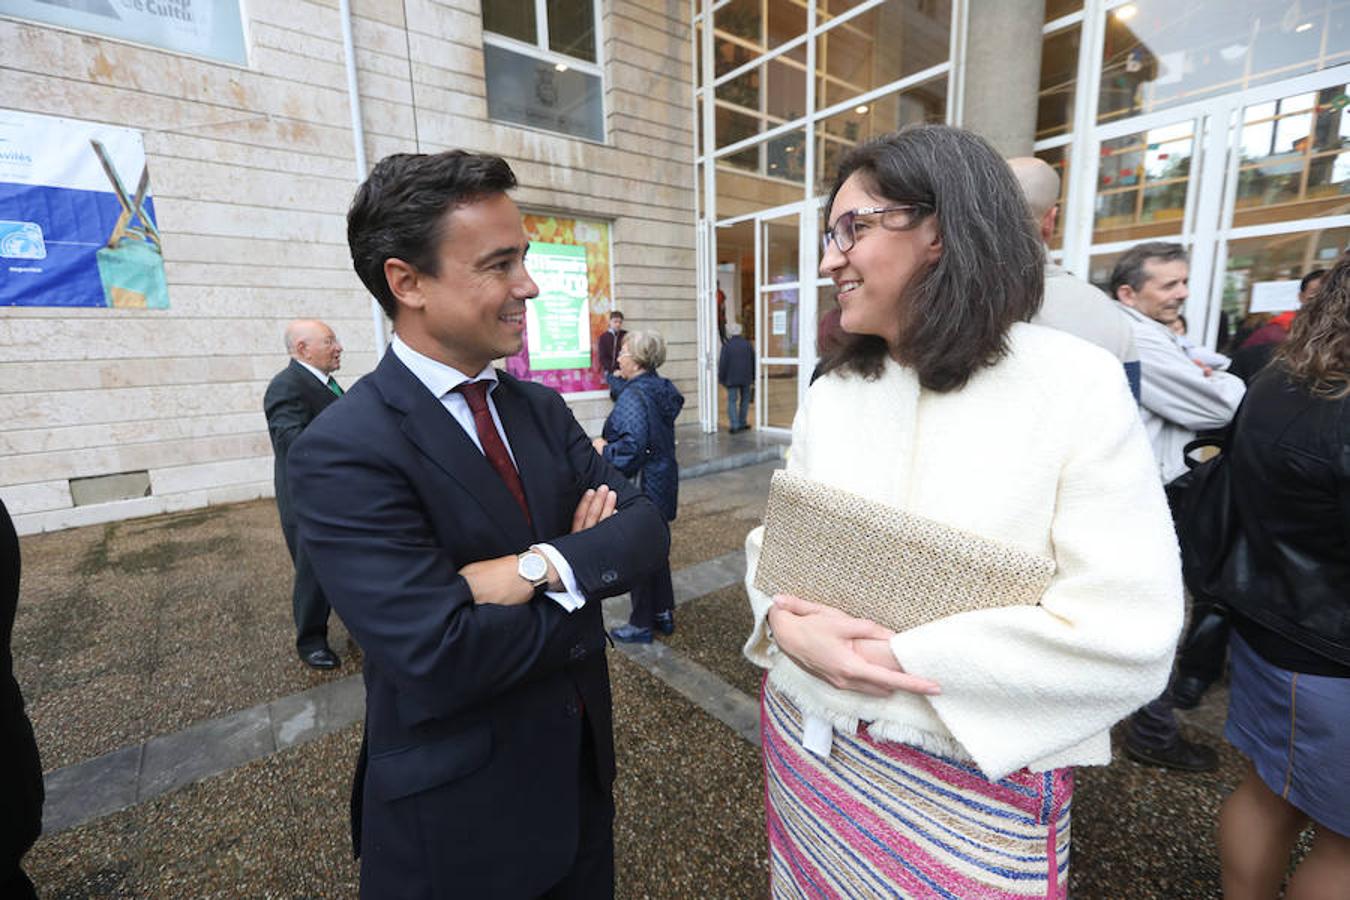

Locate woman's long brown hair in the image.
[1274,253,1350,400]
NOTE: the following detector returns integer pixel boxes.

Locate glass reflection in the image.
[1222,227,1350,325]
[1234,84,1350,228]
[760,362,800,429]
[761,290,801,357]
[1038,25,1081,140]
[814,78,947,193]
[763,216,800,284]
[1099,0,1350,124]
[815,0,951,110]
[1094,121,1194,243]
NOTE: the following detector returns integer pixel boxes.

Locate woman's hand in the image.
[591,436,608,454]
[767,594,941,698]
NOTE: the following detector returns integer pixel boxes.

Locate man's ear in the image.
[384,258,425,312]
[1117,284,1137,308]
[1042,206,1059,244]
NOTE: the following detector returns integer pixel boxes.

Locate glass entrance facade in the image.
[1038,0,1350,350]
[694,0,1350,432]
[693,0,956,431]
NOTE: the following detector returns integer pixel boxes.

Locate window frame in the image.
[480,0,609,143]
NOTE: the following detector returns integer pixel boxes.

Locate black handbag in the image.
[1164,406,1244,607]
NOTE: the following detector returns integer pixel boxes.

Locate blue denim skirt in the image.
[1224,631,1350,836]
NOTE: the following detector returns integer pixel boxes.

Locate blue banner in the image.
[0,109,168,308]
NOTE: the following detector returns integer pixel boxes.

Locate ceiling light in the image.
[1114,3,1137,20]
[854,104,869,115]
[554,62,569,72]
[1296,22,1314,32]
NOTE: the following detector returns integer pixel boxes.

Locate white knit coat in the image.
[743,323,1184,781]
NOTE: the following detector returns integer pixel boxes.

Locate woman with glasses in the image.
[594,331,684,643]
[1216,256,1350,899]
[741,125,1183,897]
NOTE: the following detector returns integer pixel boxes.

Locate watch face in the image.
[520,552,548,581]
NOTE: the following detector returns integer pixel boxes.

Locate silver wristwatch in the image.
[516,549,550,589]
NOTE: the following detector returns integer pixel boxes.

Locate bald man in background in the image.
[264,319,345,669]
[1010,156,1141,400]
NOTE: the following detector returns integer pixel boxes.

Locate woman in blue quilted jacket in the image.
[592,330,684,642]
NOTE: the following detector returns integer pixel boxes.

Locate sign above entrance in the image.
[0,0,248,65]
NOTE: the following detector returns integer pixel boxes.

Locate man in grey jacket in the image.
[1111,242,1245,482]
[1110,242,1244,773]
[1009,157,1140,400]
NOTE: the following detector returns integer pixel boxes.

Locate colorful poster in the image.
[506,215,612,394]
[524,242,591,370]
[0,109,168,309]
[0,0,247,65]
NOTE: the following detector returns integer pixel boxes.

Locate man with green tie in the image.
[264,319,345,669]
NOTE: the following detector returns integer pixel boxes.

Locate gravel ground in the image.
[668,460,779,570]
[14,459,1297,898]
[23,651,769,899]
[661,584,764,699]
[13,501,358,769]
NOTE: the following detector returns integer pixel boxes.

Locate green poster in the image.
[524,241,591,370]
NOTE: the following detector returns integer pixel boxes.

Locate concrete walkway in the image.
[675,422,787,478]
[41,549,757,835]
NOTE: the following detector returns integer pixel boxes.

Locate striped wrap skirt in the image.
[762,680,1073,899]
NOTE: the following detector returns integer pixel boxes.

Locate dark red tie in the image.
[455,381,531,527]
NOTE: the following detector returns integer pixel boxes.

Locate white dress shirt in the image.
[389,335,585,611]
[295,358,332,386]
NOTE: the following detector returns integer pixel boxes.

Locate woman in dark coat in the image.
[593,330,684,643]
[1,498,42,899]
[1217,256,1350,899]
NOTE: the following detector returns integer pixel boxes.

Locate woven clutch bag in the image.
[753,471,1056,634]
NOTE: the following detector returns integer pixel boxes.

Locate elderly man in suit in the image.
[263,318,344,669]
[288,151,669,898]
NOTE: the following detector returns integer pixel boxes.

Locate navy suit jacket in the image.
[263,359,339,529]
[288,350,669,899]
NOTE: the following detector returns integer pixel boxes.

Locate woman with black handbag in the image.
[1217,256,1350,898]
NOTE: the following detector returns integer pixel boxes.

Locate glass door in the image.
[1211,73,1350,350]
[1067,64,1350,350]
[1079,104,1221,316]
[755,204,812,432]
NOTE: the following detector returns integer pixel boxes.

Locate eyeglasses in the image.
[822,203,934,256]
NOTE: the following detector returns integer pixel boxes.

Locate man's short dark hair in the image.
[1109,241,1188,300]
[610,310,624,320]
[347,151,518,319]
[1300,268,1327,293]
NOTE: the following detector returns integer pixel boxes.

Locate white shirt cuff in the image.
[533,543,586,613]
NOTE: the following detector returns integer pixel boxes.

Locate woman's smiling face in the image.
[819,172,942,350]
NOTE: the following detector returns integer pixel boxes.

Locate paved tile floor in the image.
[14,459,1294,898]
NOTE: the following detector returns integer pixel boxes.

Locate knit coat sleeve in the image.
[742,389,811,668]
[888,365,1185,780]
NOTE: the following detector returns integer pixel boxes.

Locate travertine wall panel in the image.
[1,0,697,534]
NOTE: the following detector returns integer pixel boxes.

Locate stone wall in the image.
[0,0,696,534]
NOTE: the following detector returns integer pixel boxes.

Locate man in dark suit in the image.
[1,499,42,900]
[263,319,345,669]
[288,151,669,898]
